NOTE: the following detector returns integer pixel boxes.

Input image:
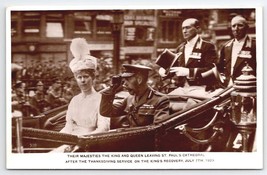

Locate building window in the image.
[23,20,40,33]
[124,26,155,46]
[46,22,63,37]
[159,19,180,43]
[74,12,92,35]
[46,13,64,38]
[22,12,41,36]
[11,12,18,37]
[96,15,112,35]
[11,21,17,37]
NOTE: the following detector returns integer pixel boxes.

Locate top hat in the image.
[201,64,225,87]
[121,64,152,78]
[155,49,180,75]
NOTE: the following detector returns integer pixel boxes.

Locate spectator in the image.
[29,81,49,113]
[46,79,66,109]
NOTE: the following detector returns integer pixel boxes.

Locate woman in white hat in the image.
[60,38,110,136]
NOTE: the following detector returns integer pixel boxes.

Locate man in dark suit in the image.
[172,18,218,86]
[217,15,256,87]
[217,15,257,151]
[100,64,170,127]
[158,18,219,97]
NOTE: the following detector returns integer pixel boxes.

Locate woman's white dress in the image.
[60,91,110,136]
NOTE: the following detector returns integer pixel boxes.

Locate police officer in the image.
[100,64,170,127]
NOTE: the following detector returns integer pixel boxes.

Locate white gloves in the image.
[169,67,190,77]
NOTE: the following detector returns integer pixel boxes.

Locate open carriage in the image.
[12,81,257,153]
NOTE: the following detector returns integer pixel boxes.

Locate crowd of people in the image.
[11,15,256,139]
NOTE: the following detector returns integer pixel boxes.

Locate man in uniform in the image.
[46,79,66,109]
[29,81,48,113]
[159,18,218,89]
[157,18,221,101]
[217,15,256,151]
[217,15,256,87]
[100,64,170,127]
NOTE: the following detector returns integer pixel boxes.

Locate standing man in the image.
[217,15,256,151]
[158,18,219,96]
[217,15,256,86]
[100,64,170,127]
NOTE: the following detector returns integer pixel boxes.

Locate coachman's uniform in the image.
[174,35,218,87]
[100,86,169,127]
[157,35,219,92]
[217,36,256,86]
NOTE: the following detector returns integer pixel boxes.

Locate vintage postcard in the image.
[6,6,263,169]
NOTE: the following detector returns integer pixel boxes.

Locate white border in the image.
[4,3,264,171]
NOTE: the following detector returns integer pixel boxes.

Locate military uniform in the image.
[29,91,47,113]
[100,64,170,127]
[100,86,169,127]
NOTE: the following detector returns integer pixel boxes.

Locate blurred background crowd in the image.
[10,9,255,117]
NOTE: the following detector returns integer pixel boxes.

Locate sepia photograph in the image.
[6,5,263,170]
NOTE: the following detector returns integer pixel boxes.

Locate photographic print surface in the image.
[6,6,263,169]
